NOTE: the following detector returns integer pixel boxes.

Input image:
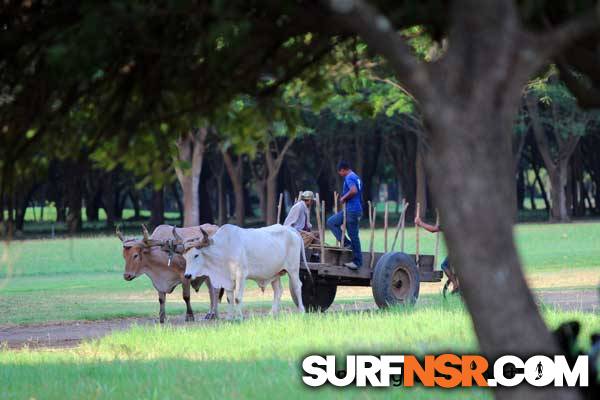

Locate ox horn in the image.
[200,227,209,243]
[141,224,150,242]
[116,225,125,242]
[172,226,183,243]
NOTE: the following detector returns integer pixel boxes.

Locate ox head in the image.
[182,227,213,280]
[117,225,165,281]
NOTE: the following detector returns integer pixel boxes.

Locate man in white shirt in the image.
[284,190,318,246]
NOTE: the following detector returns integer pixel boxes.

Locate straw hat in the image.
[300,191,314,200]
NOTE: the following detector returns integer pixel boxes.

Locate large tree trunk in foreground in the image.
[175,127,208,227]
[336,1,589,399]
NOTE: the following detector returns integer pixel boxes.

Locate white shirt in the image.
[283,201,312,231]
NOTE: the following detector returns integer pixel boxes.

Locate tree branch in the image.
[557,62,600,108]
[324,0,430,96]
[273,136,295,173]
[526,95,556,174]
[535,6,600,58]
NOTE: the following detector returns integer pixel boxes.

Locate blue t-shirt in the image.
[342,171,363,213]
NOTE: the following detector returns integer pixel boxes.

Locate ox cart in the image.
[300,247,442,311]
[279,193,444,312]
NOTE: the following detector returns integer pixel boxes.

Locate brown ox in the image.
[117,223,220,323]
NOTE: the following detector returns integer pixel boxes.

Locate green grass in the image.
[0,221,599,325]
[1,301,597,400]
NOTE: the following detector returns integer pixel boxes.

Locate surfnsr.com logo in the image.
[301,354,590,388]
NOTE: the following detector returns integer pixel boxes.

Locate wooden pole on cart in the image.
[400,200,408,252]
[334,192,338,213]
[369,201,377,268]
[415,202,421,264]
[384,202,389,252]
[391,199,408,252]
[296,191,302,203]
[341,202,347,248]
[433,209,440,270]
[314,194,325,261]
[276,193,283,224]
[334,192,340,247]
[321,200,326,247]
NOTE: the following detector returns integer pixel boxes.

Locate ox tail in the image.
[300,238,314,285]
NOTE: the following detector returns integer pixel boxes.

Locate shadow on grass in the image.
[0,357,490,400]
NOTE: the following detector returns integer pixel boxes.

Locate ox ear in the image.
[116,225,125,242]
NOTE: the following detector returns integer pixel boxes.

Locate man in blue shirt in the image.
[327,160,363,269]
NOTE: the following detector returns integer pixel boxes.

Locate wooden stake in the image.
[400,200,408,252]
[334,192,340,247]
[369,202,377,268]
[415,202,420,263]
[297,191,302,203]
[321,200,326,247]
[384,202,389,252]
[314,194,325,262]
[276,193,283,224]
[341,202,347,248]
[391,199,408,252]
[334,191,338,213]
[433,209,440,271]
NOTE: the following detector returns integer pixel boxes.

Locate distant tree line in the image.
[4,81,600,236]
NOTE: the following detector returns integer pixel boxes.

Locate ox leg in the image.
[158,291,167,323]
[225,290,235,320]
[270,277,283,315]
[205,279,219,320]
[183,281,195,322]
[288,272,305,313]
[234,271,246,320]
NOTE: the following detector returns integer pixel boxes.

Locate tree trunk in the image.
[170,183,184,226]
[217,172,226,225]
[150,187,164,228]
[199,163,214,224]
[532,162,551,211]
[548,159,570,222]
[253,177,267,221]
[265,175,277,225]
[516,166,525,211]
[130,190,141,220]
[262,136,294,225]
[175,127,208,227]
[101,172,116,229]
[222,150,244,226]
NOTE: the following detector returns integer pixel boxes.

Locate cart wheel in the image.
[372,252,420,308]
[298,273,337,312]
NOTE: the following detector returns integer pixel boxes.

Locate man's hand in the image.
[414,216,422,226]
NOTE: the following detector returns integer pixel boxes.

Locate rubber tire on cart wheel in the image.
[372,252,420,308]
[298,273,337,312]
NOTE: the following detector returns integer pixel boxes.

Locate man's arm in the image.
[340,185,357,203]
[414,216,440,233]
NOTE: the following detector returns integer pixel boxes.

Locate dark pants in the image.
[327,210,362,266]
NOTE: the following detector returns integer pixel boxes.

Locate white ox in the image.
[183,224,309,318]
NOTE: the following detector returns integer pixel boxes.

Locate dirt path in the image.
[1,289,597,350]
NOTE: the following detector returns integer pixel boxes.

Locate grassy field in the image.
[0,222,599,399]
[0,222,599,325]
[1,300,597,400]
